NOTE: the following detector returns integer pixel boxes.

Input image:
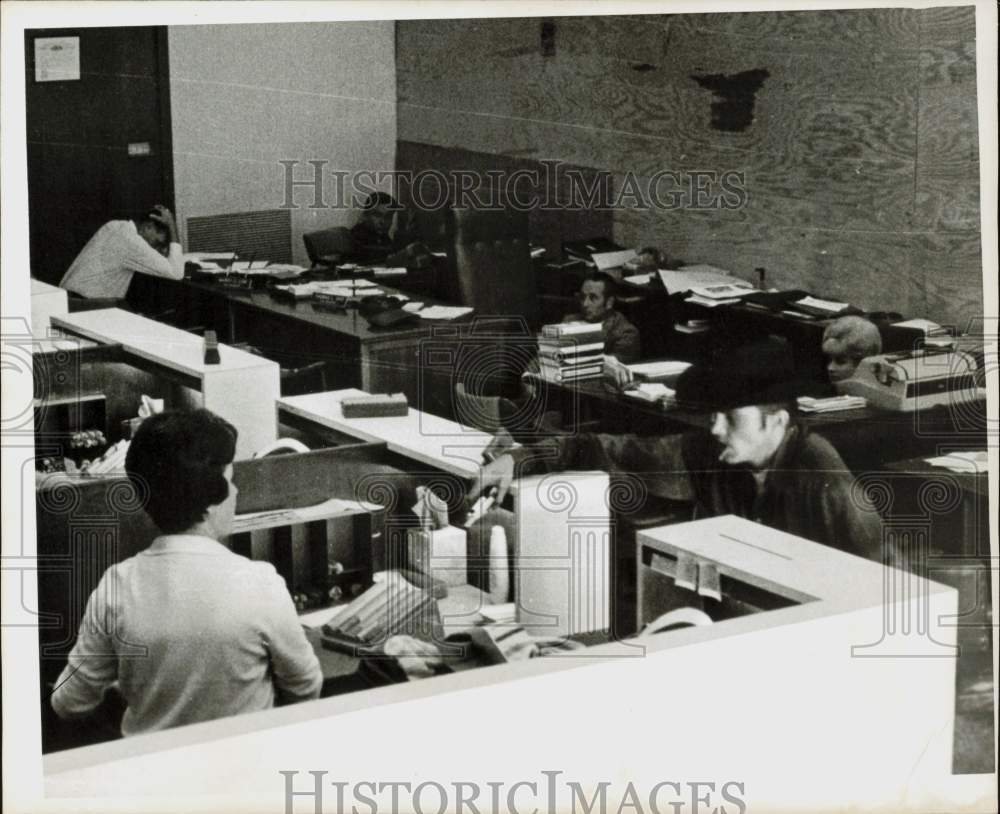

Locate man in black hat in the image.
[468,341,886,563]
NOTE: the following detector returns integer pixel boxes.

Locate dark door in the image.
[24,26,174,284]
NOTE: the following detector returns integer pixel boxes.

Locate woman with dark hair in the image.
[50,409,322,736]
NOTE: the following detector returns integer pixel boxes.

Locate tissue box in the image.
[407,526,468,587]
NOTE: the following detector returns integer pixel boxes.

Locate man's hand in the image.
[148,205,179,243]
[602,355,632,390]
[468,454,515,505]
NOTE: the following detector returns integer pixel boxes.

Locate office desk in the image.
[51,308,279,459]
[44,515,958,802]
[530,374,988,472]
[278,388,611,638]
[31,278,69,338]
[278,388,495,478]
[137,277,526,418]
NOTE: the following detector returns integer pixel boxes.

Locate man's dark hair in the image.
[137,212,169,238]
[125,409,238,534]
[583,271,618,300]
[361,191,399,211]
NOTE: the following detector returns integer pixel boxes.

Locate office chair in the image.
[454,382,504,433]
[302,227,354,268]
[442,207,539,328]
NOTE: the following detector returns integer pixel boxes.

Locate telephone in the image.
[639,607,713,637]
[251,438,310,459]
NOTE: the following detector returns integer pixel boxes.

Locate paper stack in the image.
[626,360,691,382]
[624,382,677,406]
[925,451,987,474]
[796,395,868,413]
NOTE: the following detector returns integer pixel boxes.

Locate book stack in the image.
[537,322,605,383]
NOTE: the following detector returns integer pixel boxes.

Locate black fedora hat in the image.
[675,339,814,412]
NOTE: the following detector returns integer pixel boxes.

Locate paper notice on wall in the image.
[35,37,81,82]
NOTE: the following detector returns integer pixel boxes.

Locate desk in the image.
[137,277,527,418]
[31,278,69,338]
[277,388,611,637]
[530,374,989,472]
[51,308,279,459]
[44,515,958,801]
[278,388,495,478]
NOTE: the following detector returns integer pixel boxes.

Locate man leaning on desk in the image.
[472,341,887,564]
[50,409,322,737]
[59,205,185,299]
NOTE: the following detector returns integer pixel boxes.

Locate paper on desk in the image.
[658,265,744,294]
[624,383,676,404]
[593,248,637,271]
[402,302,424,313]
[688,282,754,300]
[925,451,988,474]
[892,318,948,335]
[231,497,370,534]
[231,260,270,271]
[184,252,236,263]
[686,294,742,308]
[794,295,850,313]
[624,273,653,285]
[323,286,385,299]
[627,360,691,379]
[796,395,867,413]
[419,306,474,320]
[372,267,407,276]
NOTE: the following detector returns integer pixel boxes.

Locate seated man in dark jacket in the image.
[470,341,889,564]
[563,272,641,364]
[349,192,430,267]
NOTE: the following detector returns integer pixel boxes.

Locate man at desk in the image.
[471,343,886,563]
[51,409,321,736]
[349,192,430,268]
[565,272,641,363]
[59,205,184,299]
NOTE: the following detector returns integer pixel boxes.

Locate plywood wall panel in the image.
[919,5,977,43]
[919,40,978,85]
[397,8,984,326]
[915,232,984,328]
[670,8,919,47]
[918,83,980,167]
[914,166,981,232]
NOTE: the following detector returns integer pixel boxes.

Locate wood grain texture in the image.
[919,5,977,44]
[919,40,977,86]
[914,163,981,232]
[917,83,980,168]
[397,9,983,325]
[669,8,919,47]
[913,231,985,329]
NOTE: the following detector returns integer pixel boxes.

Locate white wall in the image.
[168,21,396,267]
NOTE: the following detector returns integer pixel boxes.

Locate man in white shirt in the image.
[59,204,185,299]
[50,409,322,736]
